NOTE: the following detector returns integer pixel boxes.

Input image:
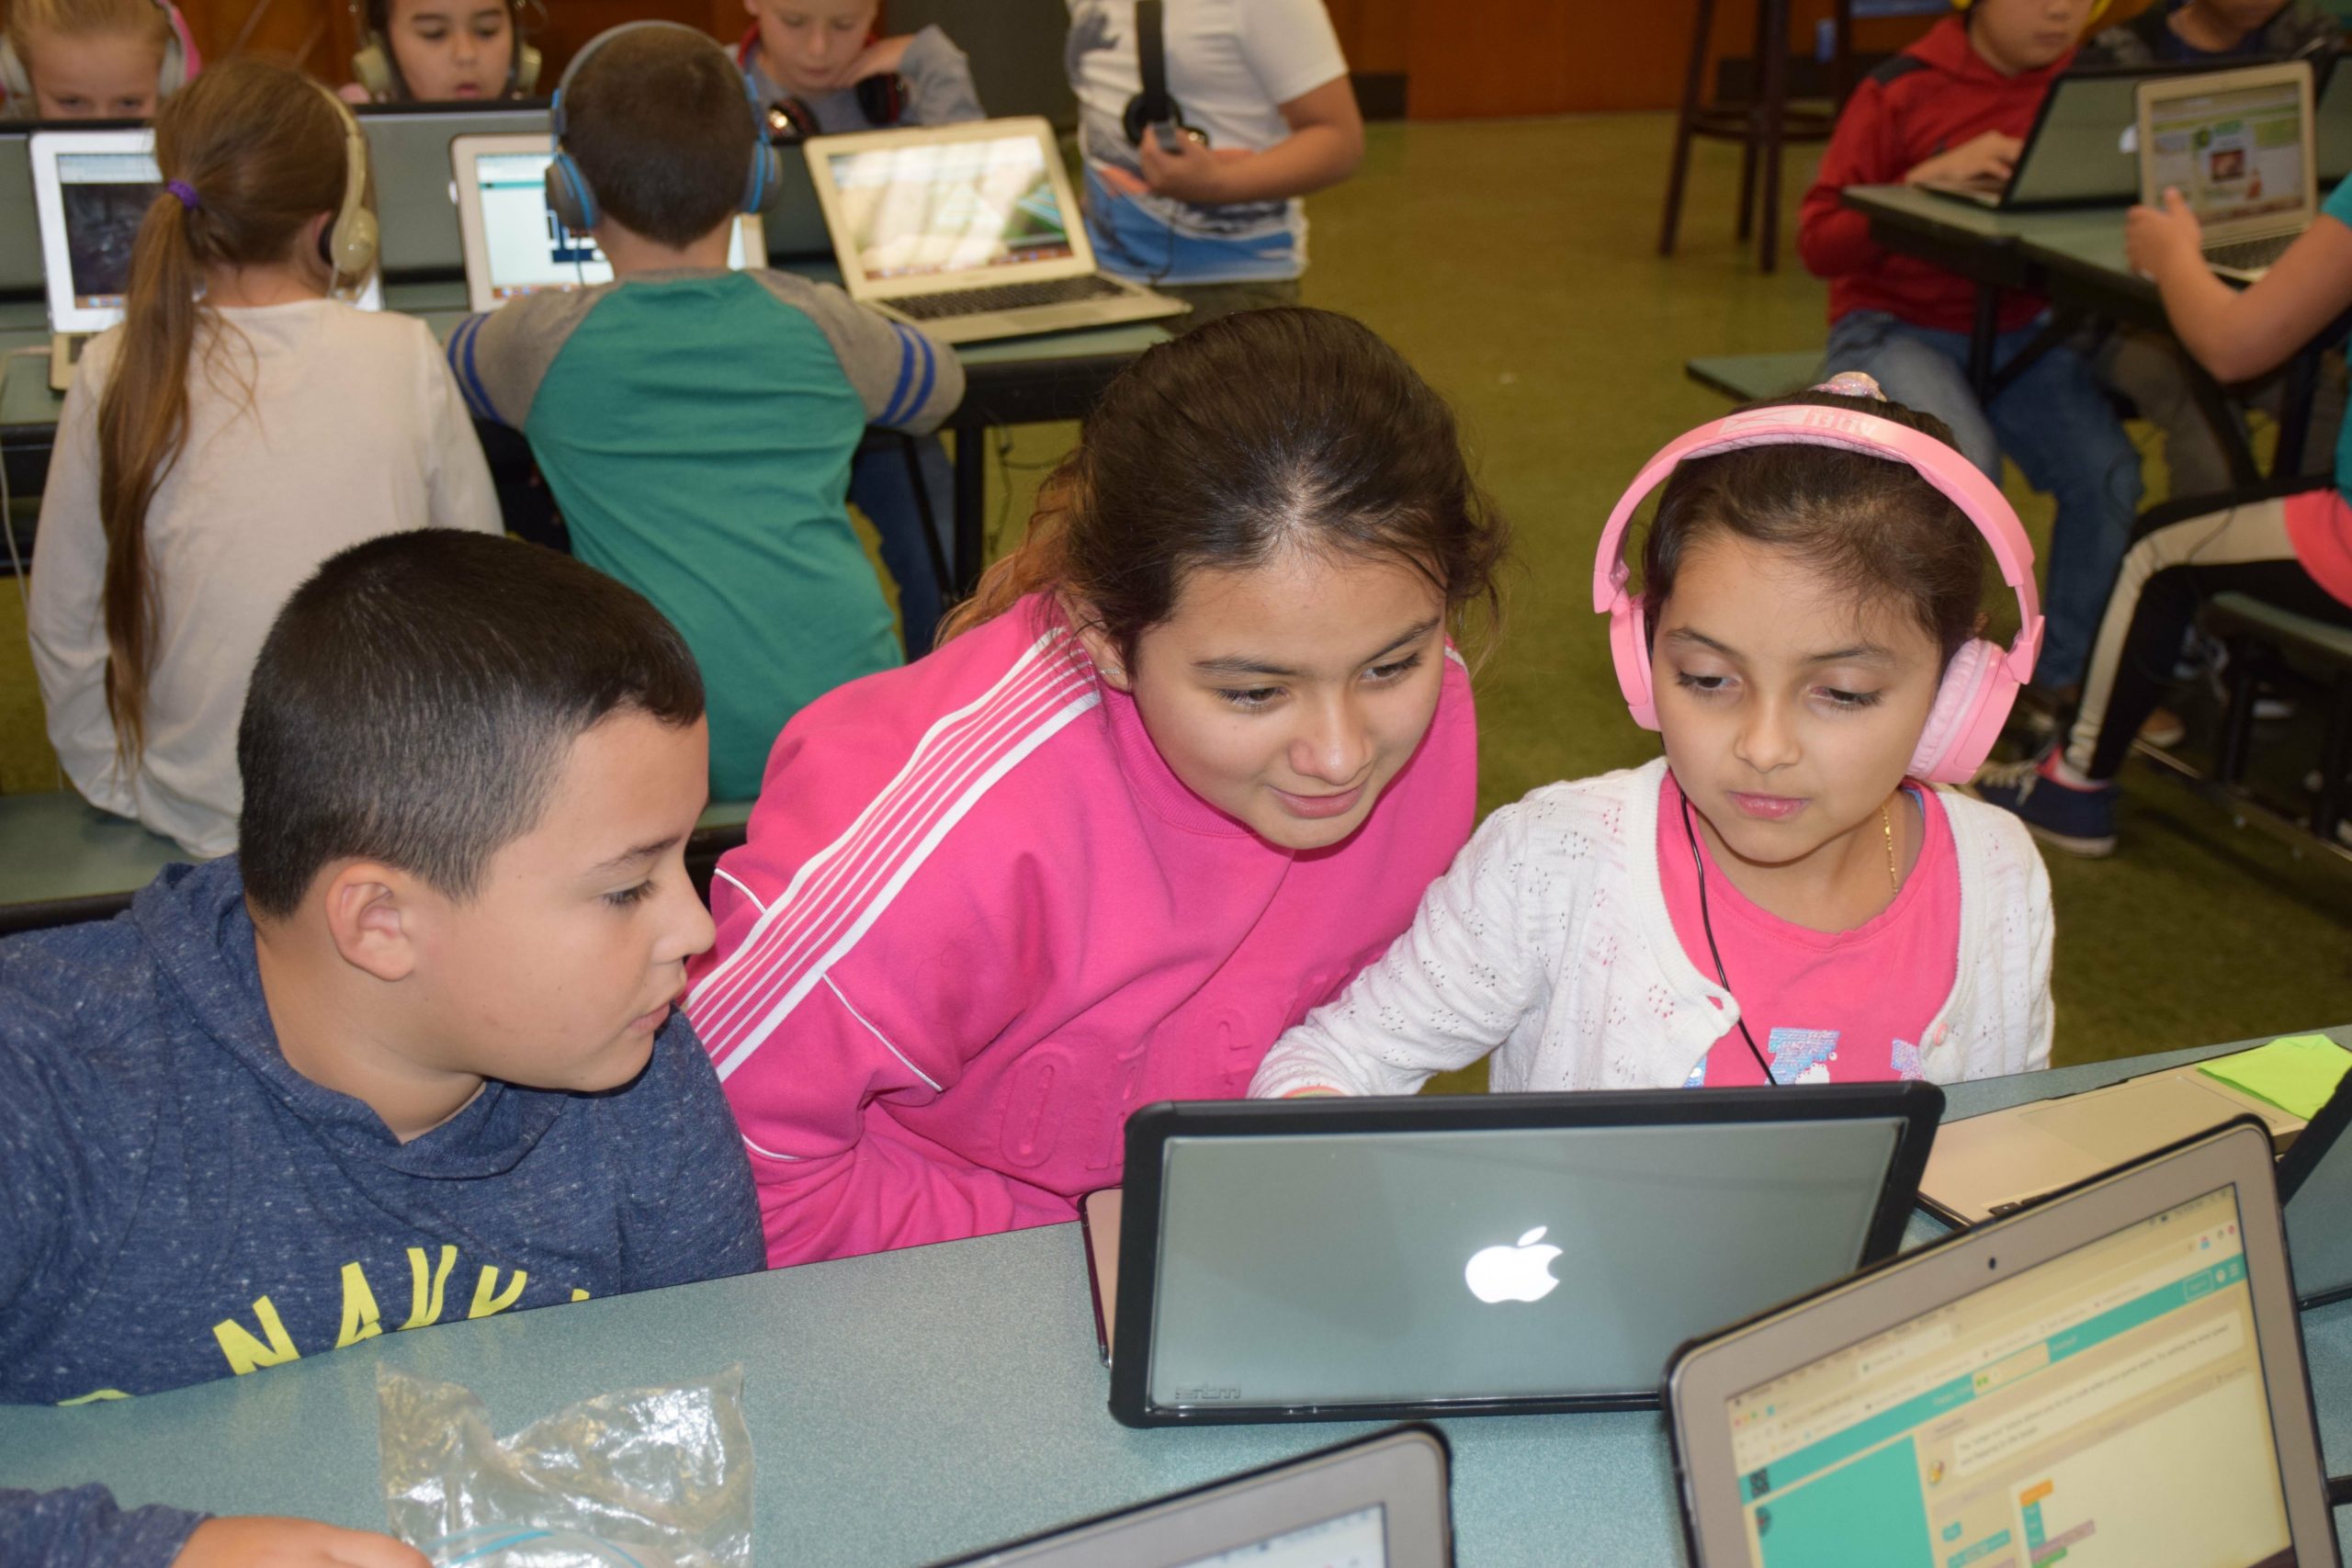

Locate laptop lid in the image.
[2320,51,2352,186]
[31,128,160,334]
[925,1427,1452,1568]
[2006,69,2165,208]
[2277,1068,2352,1309]
[804,116,1098,302]
[356,100,548,278]
[448,132,764,314]
[0,131,40,296]
[1105,1084,1943,1427]
[2137,62,2316,244]
[1668,1119,2337,1568]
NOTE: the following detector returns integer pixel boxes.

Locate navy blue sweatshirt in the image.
[0,859,766,1561]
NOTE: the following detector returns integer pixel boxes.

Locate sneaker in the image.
[1963,754,2120,857]
[2139,705,2186,749]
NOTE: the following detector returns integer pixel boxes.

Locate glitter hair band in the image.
[1810,369,1885,401]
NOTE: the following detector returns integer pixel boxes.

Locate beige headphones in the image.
[314,81,379,286]
[349,0,542,101]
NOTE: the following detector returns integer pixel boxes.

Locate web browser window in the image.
[823,132,1074,285]
[1723,1187,2290,1568]
[1176,1506,1385,1568]
[2146,81,2306,228]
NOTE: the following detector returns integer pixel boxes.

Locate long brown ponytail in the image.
[96,58,352,764]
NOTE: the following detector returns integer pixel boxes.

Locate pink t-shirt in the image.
[1657,772,1961,1088]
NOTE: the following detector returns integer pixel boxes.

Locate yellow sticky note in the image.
[2198,1034,2352,1120]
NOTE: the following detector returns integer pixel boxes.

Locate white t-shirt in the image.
[1066,0,1348,283]
[28,298,500,856]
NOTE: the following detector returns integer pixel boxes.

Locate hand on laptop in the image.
[175,1517,429,1568]
[2125,187,2205,281]
[1904,130,2021,190]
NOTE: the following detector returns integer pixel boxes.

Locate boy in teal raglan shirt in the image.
[447,21,962,800]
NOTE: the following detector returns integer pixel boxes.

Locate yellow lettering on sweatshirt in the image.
[404,1245,458,1329]
[212,1297,300,1375]
[468,1265,528,1319]
[334,1261,385,1348]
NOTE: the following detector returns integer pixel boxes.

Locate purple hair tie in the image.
[165,179,199,211]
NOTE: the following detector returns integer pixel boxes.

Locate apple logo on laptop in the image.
[1464,1226,1563,1303]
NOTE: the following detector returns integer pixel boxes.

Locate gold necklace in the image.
[1881,801,1900,894]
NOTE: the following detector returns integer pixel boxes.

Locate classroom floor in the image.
[1,112,2345,1068]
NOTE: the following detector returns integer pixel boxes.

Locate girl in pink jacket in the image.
[687,308,1510,1267]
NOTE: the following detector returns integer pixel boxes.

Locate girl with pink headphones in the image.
[0,0,198,120]
[1252,375,2055,1100]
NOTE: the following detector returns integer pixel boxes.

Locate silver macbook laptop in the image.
[1668,1119,2339,1568]
[804,116,1184,344]
[1923,67,2169,210]
[1086,1084,1943,1427]
[2138,61,2317,282]
[448,133,764,313]
[0,130,40,296]
[1917,1037,2347,1224]
[355,100,548,277]
[927,1427,1452,1568]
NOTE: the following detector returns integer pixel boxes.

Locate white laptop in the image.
[1668,1119,2339,1568]
[448,132,765,314]
[1083,1084,1943,1427]
[2137,61,2317,282]
[926,1427,1452,1568]
[803,116,1185,344]
[33,128,384,393]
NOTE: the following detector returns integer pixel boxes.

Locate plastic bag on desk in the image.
[377,1362,753,1568]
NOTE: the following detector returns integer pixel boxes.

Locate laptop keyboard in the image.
[2206,234,2295,275]
[888,274,1130,321]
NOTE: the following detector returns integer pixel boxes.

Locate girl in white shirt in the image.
[1251,377,2056,1099]
[30,58,497,857]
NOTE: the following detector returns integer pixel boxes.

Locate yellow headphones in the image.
[313,82,379,288]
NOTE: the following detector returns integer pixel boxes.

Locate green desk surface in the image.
[0,279,1168,437]
[0,1030,2346,1564]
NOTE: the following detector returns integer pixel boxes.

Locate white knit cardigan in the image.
[1250,758,2054,1097]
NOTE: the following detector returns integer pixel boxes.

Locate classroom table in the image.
[1838,183,2311,486]
[3,1029,2348,1565]
[0,286,1165,597]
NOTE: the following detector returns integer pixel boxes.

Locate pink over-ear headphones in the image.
[1592,376,2044,785]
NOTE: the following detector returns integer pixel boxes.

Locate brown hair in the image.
[1637,389,1991,668]
[563,27,752,250]
[6,0,171,67]
[96,57,357,764]
[945,307,1510,662]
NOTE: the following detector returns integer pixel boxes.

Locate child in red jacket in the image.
[1799,0,2139,695]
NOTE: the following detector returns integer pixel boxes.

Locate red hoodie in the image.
[1799,17,2074,334]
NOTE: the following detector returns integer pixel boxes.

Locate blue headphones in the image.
[544,20,778,233]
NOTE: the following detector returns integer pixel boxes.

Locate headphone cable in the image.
[1680,791,1781,1088]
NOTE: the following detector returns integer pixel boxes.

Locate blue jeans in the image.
[1823,310,2143,689]
[850,433,957,658]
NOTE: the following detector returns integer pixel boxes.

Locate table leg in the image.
[2186,368,2264,489]
[1969,286,1998,402]
[952,421,988,602]
[2275,342,2321,479]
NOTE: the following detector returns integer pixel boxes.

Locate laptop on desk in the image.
[804,116,1184,344]
[2138,61,2317,281]
[33,128,382,393]
[1667,1120,2340,1568]
[1918,1036,2351,1227]
[1922,66,2198,210]
[355,100,548,278]
[1081,1083,1943,1427]
[448,133,764,313]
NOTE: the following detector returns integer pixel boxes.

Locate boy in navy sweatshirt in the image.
[1798,0,2141,695]
[0,531,764,1565]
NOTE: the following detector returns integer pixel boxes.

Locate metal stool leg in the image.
[1754,0,1789,273]
[1659,0,1719,257]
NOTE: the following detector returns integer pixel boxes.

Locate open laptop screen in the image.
[465,147,757,304]
[1720,1186,2289,1568]
[2146,77,2308,227]
[820,131,1075,286]
[51,145,158,315]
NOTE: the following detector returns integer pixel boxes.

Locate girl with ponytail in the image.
[28,57,497,856]
[689,306,1508,1268]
